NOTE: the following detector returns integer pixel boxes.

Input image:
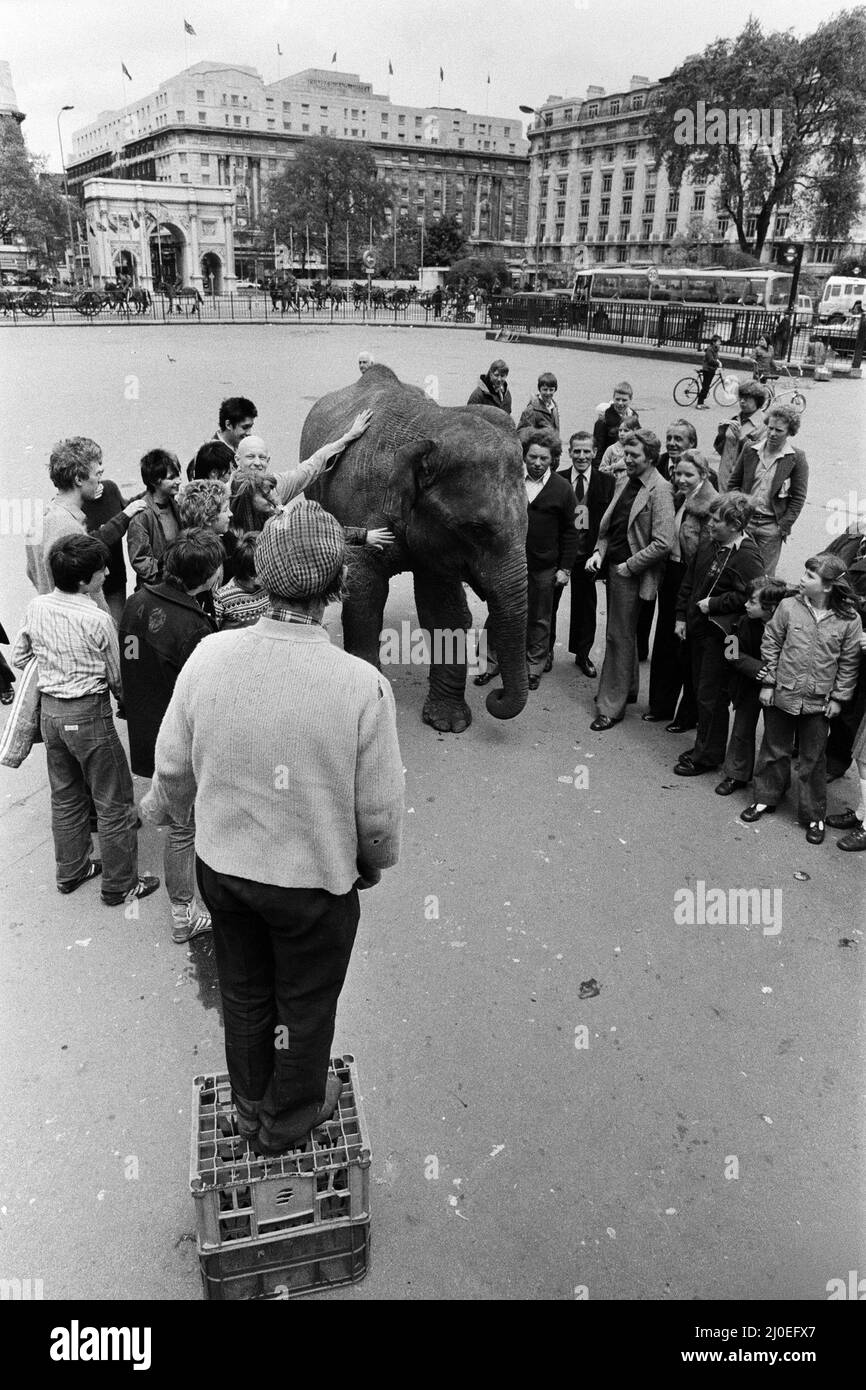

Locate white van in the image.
[817,275,865,323]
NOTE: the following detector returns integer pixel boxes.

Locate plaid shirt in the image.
[266,604,320,626]
[11,590,121,698]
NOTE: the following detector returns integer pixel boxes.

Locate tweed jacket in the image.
[595,467,675,600]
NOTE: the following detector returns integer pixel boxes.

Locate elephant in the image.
[300,364,529,732]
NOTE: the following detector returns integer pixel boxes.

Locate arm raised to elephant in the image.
[273,409,373,505]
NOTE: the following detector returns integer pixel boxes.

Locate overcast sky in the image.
[5,0,851,170]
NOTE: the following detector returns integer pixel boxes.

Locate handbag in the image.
[0,657,43,768]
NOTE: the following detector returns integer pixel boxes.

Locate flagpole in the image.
[325,223,329,280]
[393,208,397,271]
[346,220,350,281]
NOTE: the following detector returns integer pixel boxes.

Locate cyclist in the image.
[695,335,722,409]
[752,334,777,382]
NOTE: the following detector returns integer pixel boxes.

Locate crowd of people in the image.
[1,350,863,1153]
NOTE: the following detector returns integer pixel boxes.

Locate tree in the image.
[444,256,511,292]
[261,137,389,273]
[647,9,866,257]
[0,123,69,261]
[376,213,420,277]
[422,214,467,266]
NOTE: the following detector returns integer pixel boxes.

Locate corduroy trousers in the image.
[197,859,359,1148]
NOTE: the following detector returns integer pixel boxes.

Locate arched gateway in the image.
[83,178,236,294]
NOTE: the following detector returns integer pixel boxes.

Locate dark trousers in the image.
[488,563,556,677]
[637,597,655,661]
[754,707,830,823]
[40,692,138,896]
[723,692,762,782]
[549,556,597,660]
[197,859,359,1149]
[596,567,641,719]
[696,367,715,404]
[826,677,866,778]
[689,622,731,767]
[648,560,686,717]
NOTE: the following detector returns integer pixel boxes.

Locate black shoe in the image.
[590,715,620,731]
[837,827,866,851]
[473,670,496,687]
[575,656,597,678]
[674,760,716,777]
[58,860,102,895]
[740,803,776,823]
[543,651,554,673]
[641,712,669,723]
[805,821,825,845]
[715,778,747,796]
[666,722,696,734]
[528,674,541,690]
[101,874,160,907]
[826,809,863,831]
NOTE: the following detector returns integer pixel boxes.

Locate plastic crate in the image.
[190,1055,371,1249]
[199,1219,370,1300]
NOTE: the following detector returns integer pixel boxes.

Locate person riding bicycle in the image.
[752,335,777,382]
[695,335,722,409]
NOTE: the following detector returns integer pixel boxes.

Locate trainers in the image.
[102,874,160,907]
[171,903,213,944]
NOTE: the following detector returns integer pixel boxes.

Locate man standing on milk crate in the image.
[142,502,404,1155]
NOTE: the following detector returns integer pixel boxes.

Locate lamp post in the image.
[57,105,76,284]
[519,104,552,289]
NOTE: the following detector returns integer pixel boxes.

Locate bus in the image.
[571,265,792,311]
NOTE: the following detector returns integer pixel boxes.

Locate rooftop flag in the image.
[122,62,132,80]
[184,19,196,36]
[332,51,337,63]
[439,66,444,81]
[388,60,393,76]
[277,43,282,56]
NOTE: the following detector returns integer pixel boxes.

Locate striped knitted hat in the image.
[256,500,346,600]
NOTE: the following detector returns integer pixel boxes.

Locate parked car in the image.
[232,279,262,294]
[817,275,865,323]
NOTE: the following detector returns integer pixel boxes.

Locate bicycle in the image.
[672,367,739,409]
[754,364,808,413]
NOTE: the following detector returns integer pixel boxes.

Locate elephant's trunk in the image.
[476,552,529,721]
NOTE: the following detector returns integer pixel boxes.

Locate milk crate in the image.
[190,1054,371,1251]
[199,1218,370,1301]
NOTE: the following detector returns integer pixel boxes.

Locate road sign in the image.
[362,250,376,273]
[647,265,659,284]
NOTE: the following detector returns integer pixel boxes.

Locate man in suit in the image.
[549,430,615,677]
[475,429,578,692]
[586,429,674,730]
[725,404,808,575]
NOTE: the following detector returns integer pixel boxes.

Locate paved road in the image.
[0,325,863,1300]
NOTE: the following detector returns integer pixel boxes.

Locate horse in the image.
[128,288,151,314]
[165,283,203,315]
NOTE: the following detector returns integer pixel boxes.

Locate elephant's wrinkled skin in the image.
[300,365,528,732]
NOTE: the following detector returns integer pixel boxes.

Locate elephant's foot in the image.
[422,695,472,733]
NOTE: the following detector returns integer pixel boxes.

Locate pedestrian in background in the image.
[518,371,561,433]
[695,334,722,409]
[714,381,768,492]
[467,359,512,416]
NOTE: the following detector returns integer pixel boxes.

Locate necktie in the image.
[576,472,585,502]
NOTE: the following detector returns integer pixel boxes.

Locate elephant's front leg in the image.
[413,568,473,733]
[341,548,390,667]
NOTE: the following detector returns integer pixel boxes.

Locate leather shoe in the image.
[674,759,715,776]
[740,803,776,823]
[590,715,619,731]
[715,778,746,796]
[837,827,866,851]
[805,821,825,845]
[575,656,597,678]
[543,651,554,673]
[473,670,496,686]
[826,809,863,830]
[528,674,541,690]
[665,722,695,734]
[641,712,669,722]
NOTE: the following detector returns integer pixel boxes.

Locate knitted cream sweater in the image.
[144,618,404,894]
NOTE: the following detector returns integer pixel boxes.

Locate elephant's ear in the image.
[384,439,437,525]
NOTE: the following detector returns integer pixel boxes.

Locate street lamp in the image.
[56,105,76,284]
[519,104,552,288]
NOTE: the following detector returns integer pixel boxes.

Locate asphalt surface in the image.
[0,323,863,1301]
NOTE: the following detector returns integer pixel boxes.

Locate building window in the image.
[745,215,757,237]
[586,103,599,118]
[198,112,207,124]
[268,119,276,129]
[642,219,653,238]
[668,191,680,212]
[578,221,588,241]
[631,94,645,109]
[693,191,705,211]
[621,171,634,193]
[626,144,637,160]
[178,152,187,164]
[201,173,210,184]
[231,95,239,106]
[665,218,677,238]
[302,123,309,132]
[580,199,590,217]
[200,153,209,165]
[609,100,621,115]
[600,197,610,216]
[601,173,612,193]
[283,101,291,112]
[176,110,185,122]
[643,194,655,214]
[196,89,205,101]
[621,196,632,215]
[645,168,657,190]
[557,178,567,194]
[716,217,729,235]
[603,147,613,162]
[582,150,592,165]
[693,167,708,185]
[283,121,291,130]
[180,172,189,183]
[555,224,564,242]
[581,175,591,194]
[775,213,789,235]
[619,220,630,239]
[563,109,572,122]
[234,115,241,126]
[557,200,566,218]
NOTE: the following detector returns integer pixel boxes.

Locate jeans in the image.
[754,707,830,823]
[165,815,196,905]
[196,858,360,1149]
[40,692,138,896]
[747,518,784,576]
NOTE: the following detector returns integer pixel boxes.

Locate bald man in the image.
[358,350,374,374]
[235,435,271,473]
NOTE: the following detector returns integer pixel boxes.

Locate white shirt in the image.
[525,469,550,503]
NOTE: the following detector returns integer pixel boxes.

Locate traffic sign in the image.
[647,265,659,284]
[362,250,376,273]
